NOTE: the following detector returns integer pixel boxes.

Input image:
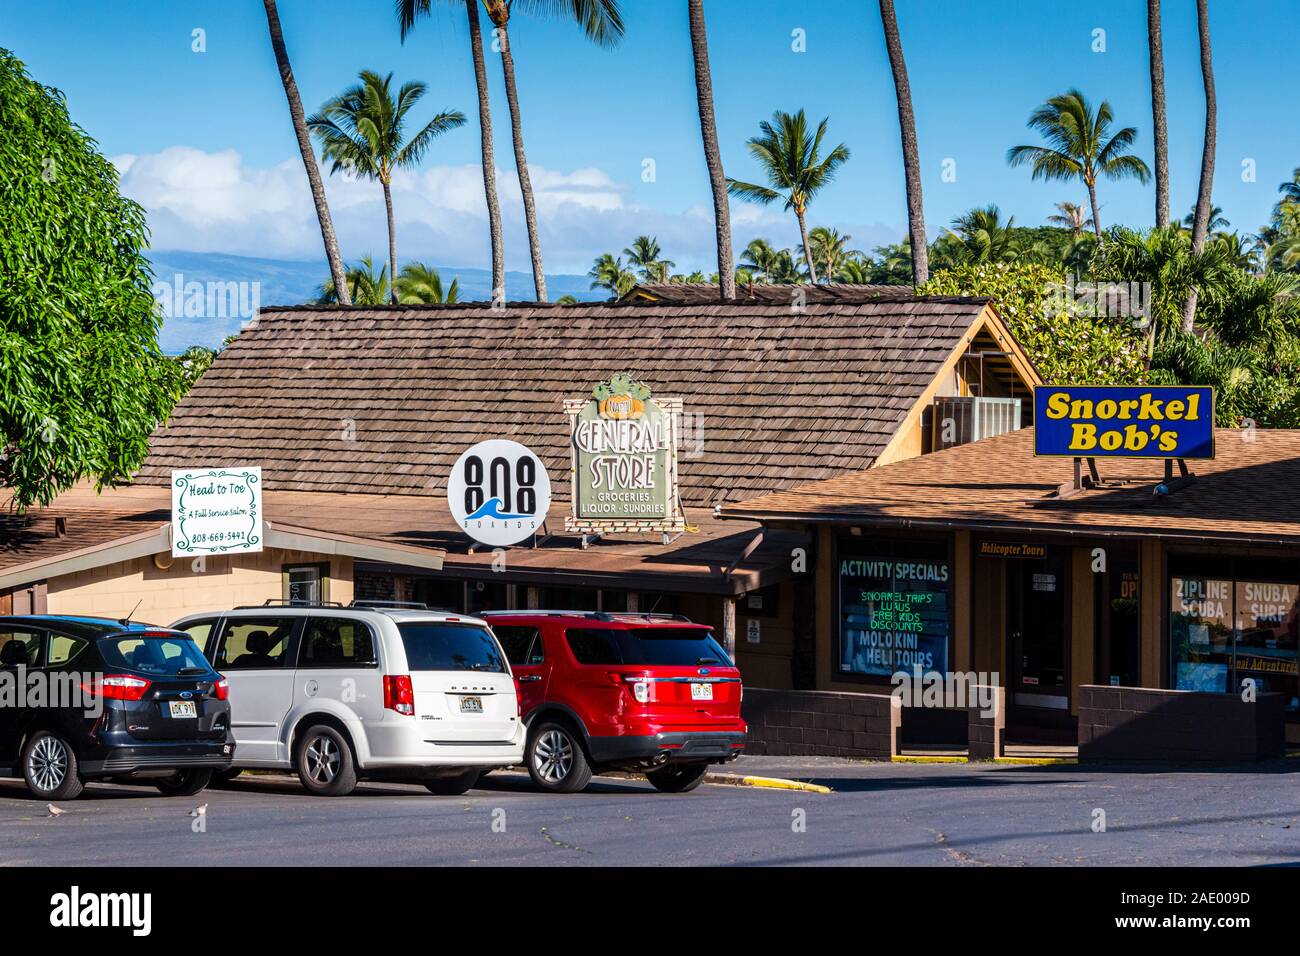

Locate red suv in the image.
[483,612,745,793]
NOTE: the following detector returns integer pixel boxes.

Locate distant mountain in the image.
[147,250,604,353]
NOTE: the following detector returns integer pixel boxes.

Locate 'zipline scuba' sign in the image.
[1034,385,1215,459]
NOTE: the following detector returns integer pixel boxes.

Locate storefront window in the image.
[1170,566,1299,712]
[838,537,950,678]
[1234,580,1299,710]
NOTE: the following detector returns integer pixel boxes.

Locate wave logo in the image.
[465,497,530,521]
[448,440,552,547]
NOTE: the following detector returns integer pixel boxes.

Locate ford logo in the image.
[180,691,193,700]
[698,668,710,676]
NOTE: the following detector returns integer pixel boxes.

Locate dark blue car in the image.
[0,616,234,800]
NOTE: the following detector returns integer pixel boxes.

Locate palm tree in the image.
[878,0,928,285]
[687,0,735,300]
[738,238,780,283]
[316,255,392,306]
[261,0,350,304]
[1182,204,1229,232]
[1007,89,1150,240]
[623,236,674,283]
[396,262,460,303]
[808,227,863,282]
[939,205,1019,265]
[1183,0,1217,332]
[1047,201,1094,238]
[482,0,625,302]
[1146,0,1170,227]
[308,70,465,304]
[727,110,850,282]
[1091,225,1232,362]
[588,253,636,299]
[398,0,504,298]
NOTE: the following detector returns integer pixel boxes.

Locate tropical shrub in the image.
[919,261,1146,385]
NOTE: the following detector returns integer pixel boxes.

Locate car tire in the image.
[22,730,84,801]
[423,768,481,795]
[154,768,214,797]
[293,724,358,797]
[526,721,592,794]
[646,763,709,793]
[212,768,243,785]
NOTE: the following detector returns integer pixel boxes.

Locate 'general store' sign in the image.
[1033,385,1215,459]
[565,373,684,537]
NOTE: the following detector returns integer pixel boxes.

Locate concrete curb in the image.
[891,754,1079,766]
[705,772,833,794]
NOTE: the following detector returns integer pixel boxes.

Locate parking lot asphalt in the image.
[2,755,1297,867]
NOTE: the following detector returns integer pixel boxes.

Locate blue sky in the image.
[4,0,1297,275]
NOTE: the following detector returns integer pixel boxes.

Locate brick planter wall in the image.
[1078,685,1286,762]
[741,688,900,760]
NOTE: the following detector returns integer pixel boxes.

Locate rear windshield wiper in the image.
[696,657,720,665]
[176,666,209,676]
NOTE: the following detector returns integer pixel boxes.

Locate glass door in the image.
[1009,551,1070,712]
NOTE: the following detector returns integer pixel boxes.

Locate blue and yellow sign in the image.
[1034,385,1215,459]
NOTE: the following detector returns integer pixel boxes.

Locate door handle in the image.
[518,675,542,682]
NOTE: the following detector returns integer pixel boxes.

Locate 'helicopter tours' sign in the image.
[565,373,685,537]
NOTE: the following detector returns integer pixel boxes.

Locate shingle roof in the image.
[624,283,943,306]
[4,484,797,595]
[136,298,996,508]
[721,427,1300,546]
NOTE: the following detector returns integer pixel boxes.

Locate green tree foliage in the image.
[0,49,184,509]
[919,261,1146,385]
[588,253,637,299]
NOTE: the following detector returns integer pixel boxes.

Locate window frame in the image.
[282,562,331,605]
[296,616,380,670]
[212,616,305,671]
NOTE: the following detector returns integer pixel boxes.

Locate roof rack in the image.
[479,610,693,623]
[348,600,431,610]
[235,599,345,609]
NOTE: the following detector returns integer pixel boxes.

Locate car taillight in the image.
[82,674,152,701]
[621,674,651,703]
[213,676,229,701]
[384,675,415,716]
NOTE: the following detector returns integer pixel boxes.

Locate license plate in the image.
[167,701,197,719]
[690,683,713,701]
[459,696,483,714]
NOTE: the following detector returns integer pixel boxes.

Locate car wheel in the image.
[213,768,243,785]
[154,769,214,797]
[646,763,709,793]
[293,724,358,796]
[424,768,481,795]
[526,721,592,794]
[22,731,84,801]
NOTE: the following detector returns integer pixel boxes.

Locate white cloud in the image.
[114,146,904,274]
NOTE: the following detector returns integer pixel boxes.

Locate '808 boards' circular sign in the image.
[447,439,552,547]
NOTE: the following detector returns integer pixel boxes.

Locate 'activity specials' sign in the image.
[1033,385,1215,459]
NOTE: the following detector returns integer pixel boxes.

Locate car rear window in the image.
[566,628,732,667]
[100,636,212,677]
[397,623,507,673]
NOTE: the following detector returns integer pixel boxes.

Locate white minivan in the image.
[170,602,524,796]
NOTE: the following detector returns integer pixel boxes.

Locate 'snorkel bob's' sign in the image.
[1034,385,1215,459]
[565,372,685,538]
